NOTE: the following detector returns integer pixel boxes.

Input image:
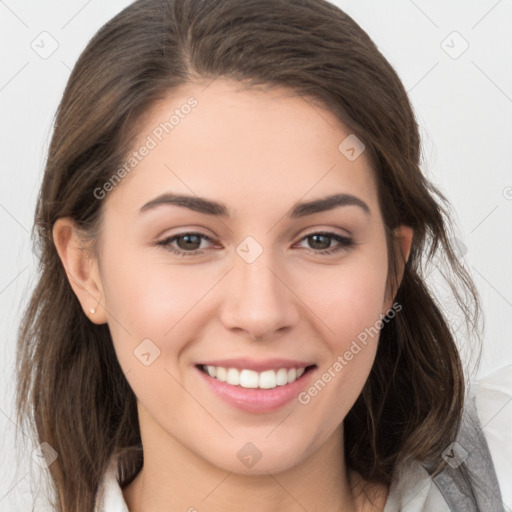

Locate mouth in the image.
[194,357,318,413]
[195,362,318,413]
[196,363,317,390]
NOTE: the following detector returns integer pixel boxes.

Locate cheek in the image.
[297,246,388,413]
[310,247,389,349]
[101,244,210,334]
[99,242,226,375]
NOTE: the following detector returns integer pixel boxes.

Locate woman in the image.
[16,0,504,510]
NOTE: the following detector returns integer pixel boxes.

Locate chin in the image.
[199,437,316,477]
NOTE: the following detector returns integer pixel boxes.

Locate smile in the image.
[198,364,313,389]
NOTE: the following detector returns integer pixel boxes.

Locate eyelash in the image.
[156,231,355,257]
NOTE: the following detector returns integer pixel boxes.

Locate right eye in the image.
[156,232,216,256]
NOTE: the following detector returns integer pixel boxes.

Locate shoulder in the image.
[383,458,451,512]
[94,455,130,512]
[385,390,506,512]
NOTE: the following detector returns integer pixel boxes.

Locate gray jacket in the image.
[383,395,505,511]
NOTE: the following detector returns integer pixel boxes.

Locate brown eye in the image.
[297,232,354,255]
[175,234,202,251]
[156,232,214,256]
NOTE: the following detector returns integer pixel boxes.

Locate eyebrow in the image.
[139,192,371,218]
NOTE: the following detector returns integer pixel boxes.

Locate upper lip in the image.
[196,358,316,372]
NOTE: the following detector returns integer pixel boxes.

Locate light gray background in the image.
[1,0,511,510]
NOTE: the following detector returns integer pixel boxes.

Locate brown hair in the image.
[16,0,481,510]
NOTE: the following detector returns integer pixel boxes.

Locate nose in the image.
[220,250,300,340]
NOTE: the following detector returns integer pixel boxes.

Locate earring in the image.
[89,298,100,315]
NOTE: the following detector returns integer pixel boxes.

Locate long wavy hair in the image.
[16,0,481,510]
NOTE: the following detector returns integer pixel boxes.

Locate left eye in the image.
[156,231,354,257]
[295,232,354,255]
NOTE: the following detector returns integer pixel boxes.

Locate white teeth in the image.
[240,369,259,388]
[259,370,276,389]
[216,367,227,382]
[226,368,240,386]
[202,365,309,389]
[276,368,289,386]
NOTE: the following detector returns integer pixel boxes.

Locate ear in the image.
[52,217,108,324]
[383,224,414,312]
[395,224,413,265]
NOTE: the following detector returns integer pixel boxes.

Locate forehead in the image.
[105,78,379,220]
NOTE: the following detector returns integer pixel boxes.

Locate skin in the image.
[53,78,413,512]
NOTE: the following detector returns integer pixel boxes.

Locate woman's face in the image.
[88,78,404,475]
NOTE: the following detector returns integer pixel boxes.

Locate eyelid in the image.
[298,225,353,238]
[154,225,218,240]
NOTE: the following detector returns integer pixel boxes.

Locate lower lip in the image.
[196,366,316,413]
